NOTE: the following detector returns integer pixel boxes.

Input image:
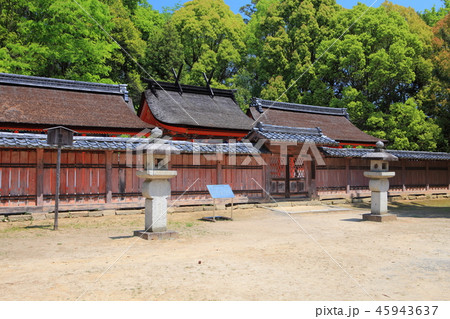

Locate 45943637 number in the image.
[375,306,438,316]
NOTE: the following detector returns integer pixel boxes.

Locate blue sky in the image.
[147,0,445,14]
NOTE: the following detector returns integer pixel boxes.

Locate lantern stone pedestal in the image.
[362,141,398,222]
[133,169,178,240]
[362,171,397,222]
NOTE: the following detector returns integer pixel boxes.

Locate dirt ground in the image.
[0,199,448,301]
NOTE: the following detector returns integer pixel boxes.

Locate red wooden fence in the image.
[316,157,450,199]
[1,147,449,213]
[0,148,266,213]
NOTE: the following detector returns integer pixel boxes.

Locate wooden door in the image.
[269,155,308,198]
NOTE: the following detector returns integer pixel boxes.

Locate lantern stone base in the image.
[362,213,397,222]
[133,230,178,240]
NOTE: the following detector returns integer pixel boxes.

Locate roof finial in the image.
[202,72,214,98]
[171,64,183,95]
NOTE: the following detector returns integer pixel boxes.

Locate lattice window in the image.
[269,156,285,178]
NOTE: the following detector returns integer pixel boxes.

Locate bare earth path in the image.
[0,200,448,301]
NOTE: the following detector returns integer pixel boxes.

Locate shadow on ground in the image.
[109,235,134,240]
[24,225,53,230]
[347,200,449,218]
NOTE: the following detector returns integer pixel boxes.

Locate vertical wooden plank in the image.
[19,151,29,196]
[1,150,9,198]
[345,158,350,194]
[425,161,430,191]
[105,151,112,203]
[91,152,99,196]
[67,151,76,203]
[59,151,67,200]
[216,160,222,185]
[448,160,450,190]
[285,155,290,198]
[10,150,20,196]
[402,160,406,192]
[264,154,271,200]
[36,149,44,207]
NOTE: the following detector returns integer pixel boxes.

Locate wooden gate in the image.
[268,155,308,198]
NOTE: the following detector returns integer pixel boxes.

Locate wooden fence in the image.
[1,147,449,213]
[316,157,450,199]
[0,148,267,213]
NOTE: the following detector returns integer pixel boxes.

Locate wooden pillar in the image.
[308,158,317,199]
[217,159,223,185]
[448,160,450,191]
[105,150,113,204]
[402,160,406,192]
[36,148,44,207]
[285,155,290,198]
[425,161,430,191]
[263,154,271,200]
[345,158,350,194]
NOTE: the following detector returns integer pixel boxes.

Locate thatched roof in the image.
[0,73,151,133]
[140,80,253,131]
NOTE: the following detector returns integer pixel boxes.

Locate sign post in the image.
[202,184,235,222]
[45,126,76,230]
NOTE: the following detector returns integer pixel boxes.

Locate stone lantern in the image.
[362,141,398,222]
[134,128,179,240]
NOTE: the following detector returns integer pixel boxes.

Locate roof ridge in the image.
[144,78,236,99]
[0,132,260,154]
[256,122,323,136]
[250,98,349,117]
[320,147,450,160]
[0,73,129,101]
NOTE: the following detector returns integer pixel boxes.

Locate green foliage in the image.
[260,75,289,101]
[1,0,116,81]
[419,0,450,26]
[318,4,432,111]
[1,0,448,151]
[416,14,450,151]
[143,22,185,81]
[383,99,443,151]
[170,0,246,86]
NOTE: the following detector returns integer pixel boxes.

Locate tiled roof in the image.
[250,98,349,117]
[251,123,338,146]
[0,73,151,132]
[0,132,260,154]
[248,98,381,144]
[320,147,450,161]
[171,140,260,154]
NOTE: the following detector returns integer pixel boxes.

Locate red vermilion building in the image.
[137,79,254,140]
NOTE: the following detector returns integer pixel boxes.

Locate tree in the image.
[170,0,246,86]
[416,14,450,151]
[317,4,433,112]
[260,75,289,101]
[244,0,341,102]
[419,0,450,26]
[142,22,185,81]
[1,0,116,82]
[132,1,166,42]
[100,0,146,103]
[384,99,443,151]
